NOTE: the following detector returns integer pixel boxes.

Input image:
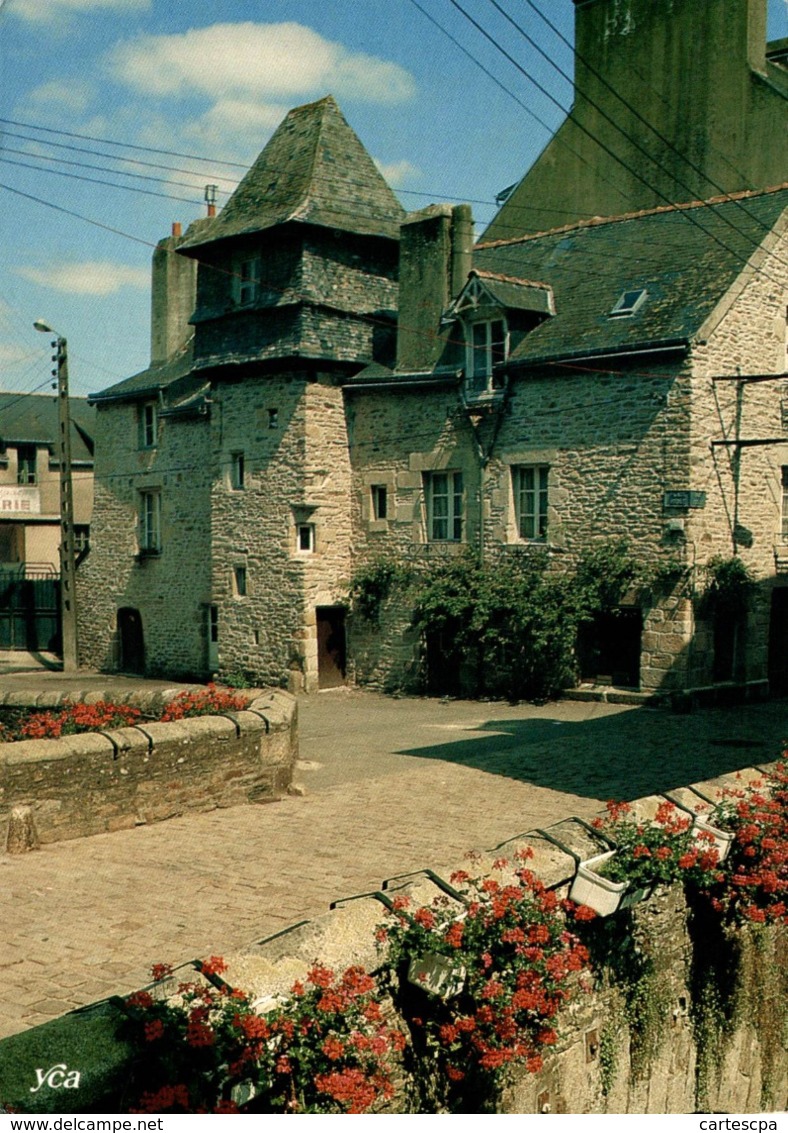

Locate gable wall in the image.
[680,224,788,686]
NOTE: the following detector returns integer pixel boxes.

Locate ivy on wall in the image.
[349,541,646,701]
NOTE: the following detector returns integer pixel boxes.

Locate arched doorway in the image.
[117,607,145,673]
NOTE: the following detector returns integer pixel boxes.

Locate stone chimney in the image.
[150,223,197,364]
[396,203,473,373]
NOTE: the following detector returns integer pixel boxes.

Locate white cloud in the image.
[26,79,96,116]
[8,0,149,22]
[107,22,415,105]
[374,158,421,188]
[181,99,287,164]
[16,261,149,296]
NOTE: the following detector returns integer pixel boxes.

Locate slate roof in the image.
[89,338,194,404]
[447,269,555,318]
[0,392,95,463]
[473,185,788,367]
[179,96,406,253]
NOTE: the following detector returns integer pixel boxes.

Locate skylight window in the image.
[610,289,647,317]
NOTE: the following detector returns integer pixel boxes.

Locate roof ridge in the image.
[471,268,552,290]
[475,181,788,250]
[291,96,330,220]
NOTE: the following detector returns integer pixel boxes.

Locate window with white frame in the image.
[466,318,507,394]
[512,465,549,542]
[139,402,158,449]
[782,467,788,540]
[138,490,161,553]
[425,470,464,542]
[297,523,315,553]
[238,257,260,306]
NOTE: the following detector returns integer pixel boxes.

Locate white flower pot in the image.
[569,850,654,916]
[691,817,734,862]
[407,953,466,999]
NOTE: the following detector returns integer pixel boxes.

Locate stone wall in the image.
[347,222,788,696]
[0,689,296,852]
[1,764,784,1114]
[209,373,354,692]
[77,402,212,678]
[484,0,788,239]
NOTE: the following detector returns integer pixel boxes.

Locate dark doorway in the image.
[577,608,642,689]
[118,607,145,673]
[424,625,465,697]
[712,613,737,683]
[316,606,346,688]
[768,588,788,695]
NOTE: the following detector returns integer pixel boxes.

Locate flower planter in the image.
[691,817,734,862]
[569,851,654,916]
[407,953,466,999]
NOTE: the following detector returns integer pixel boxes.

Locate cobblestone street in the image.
[1,683,785,1039]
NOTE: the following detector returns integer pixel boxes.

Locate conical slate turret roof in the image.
[180,96,405,252]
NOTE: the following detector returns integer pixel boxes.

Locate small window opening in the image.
[233,565,247,597]
[610,289,647,318]
[139,402,158,449]
[209,605,219,643]
[16,445,37,485]
[268,408,279,429]
[371,484,388,520]
[297,524,315,553]
[238,257,260,306]
[230,451,245,490]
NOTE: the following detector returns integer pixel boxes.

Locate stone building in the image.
[78,96,403,681]
[347,188,788,697]
[484,0,788,239]
[79,0,788,696]
[0,393,95,651]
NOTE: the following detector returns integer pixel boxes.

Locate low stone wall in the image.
[0,688,297,852]
[0,764,784,1114]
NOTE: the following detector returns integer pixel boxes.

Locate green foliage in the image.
[222,670,255,690]
[698,555,756,617]
[646,557,690,598]
[409,540,641,701]
[122,960,403,1114]
[349,558,415,624]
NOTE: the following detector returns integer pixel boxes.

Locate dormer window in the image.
[238,257,260,306]
[466,317,508,395]
[610,289,647,318]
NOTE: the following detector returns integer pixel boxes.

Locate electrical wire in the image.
[487,0,788,262]
[444,0,786,286]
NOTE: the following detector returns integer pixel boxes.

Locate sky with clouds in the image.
[0,0,786,396]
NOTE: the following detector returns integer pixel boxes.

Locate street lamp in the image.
[34,319,78,673]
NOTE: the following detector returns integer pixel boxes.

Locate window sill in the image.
[134,548,162,562]
[463,388,505,410]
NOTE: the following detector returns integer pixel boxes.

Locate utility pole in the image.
[34,320,78,672]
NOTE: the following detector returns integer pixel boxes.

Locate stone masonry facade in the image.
[78,6,788,698]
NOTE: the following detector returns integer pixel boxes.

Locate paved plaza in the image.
[1,677,786,1039]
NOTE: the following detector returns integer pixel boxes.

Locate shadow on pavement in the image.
[395,700,787,800]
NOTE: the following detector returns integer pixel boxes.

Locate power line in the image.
[445,0,786,286]
[2,167,785,401]
[0,155,205,205]
[405,0,633,218]
[488,0,788,261]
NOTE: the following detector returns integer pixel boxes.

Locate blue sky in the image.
[0,0,786,398]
